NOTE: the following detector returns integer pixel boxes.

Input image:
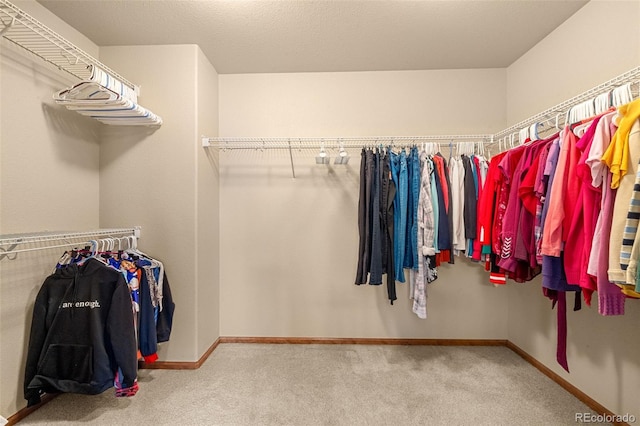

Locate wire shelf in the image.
[202,135,493,150]
[0,0,137,92]
[204,66,640,152]
[0,227,141,258]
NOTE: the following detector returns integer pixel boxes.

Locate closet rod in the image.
[0,0,137,92]
[202,135,492,149]
[0,227,141,256]
[492,65,640,141]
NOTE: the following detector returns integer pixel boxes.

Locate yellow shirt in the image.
[602,98,640,189]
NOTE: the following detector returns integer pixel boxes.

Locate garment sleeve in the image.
[106,276,138,389]
[421,161,436,256]
[602,101,640,189]
[24,281,51,406]
[541,129,570,257]
[624,160,640,284]
[156,272,175,343]
[138,271,158,361]
[518,155,540,215]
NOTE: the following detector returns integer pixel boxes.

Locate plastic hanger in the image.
[334,140,350,165]
[594,91,611,115]
[612,83,632,107]
[315,140,330,164]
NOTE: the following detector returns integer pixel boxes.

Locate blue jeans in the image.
[390,150,408,283]
[404,147,420,270]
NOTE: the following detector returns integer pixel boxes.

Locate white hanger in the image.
[565,106,573,126]
[88,239,98,256]
[555,112,563,130]
[510,132,517,148]
[612,83,632,107]
[594,91,611,115]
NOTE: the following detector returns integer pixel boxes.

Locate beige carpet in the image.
[18,344,606,425]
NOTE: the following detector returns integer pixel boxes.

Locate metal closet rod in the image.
[201,135,493,149]
[0,227,141,257]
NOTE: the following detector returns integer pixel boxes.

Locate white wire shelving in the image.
[0,0,164,126]
[201,135,493,150]
[0,227,141,258]
[202,135,492,178]
[492,66,640,143]
[0,0,137,92]
[203,65,640,165]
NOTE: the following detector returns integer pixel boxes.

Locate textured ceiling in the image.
[37,0,588,74]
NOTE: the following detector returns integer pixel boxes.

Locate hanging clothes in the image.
[355,148,397,303]
[607,120,640,298]
[449,156,466,254]
[369,149,383,285]
[404,146,420,271]
[23,241,176,405]
[585,113,626,315]
[382,150,398,304]
[390,150,408,283]
[565,117,603,303]
[413,152,438,319]
[355,148,374,285]
[24,258,138,406]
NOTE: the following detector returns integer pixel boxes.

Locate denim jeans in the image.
[390,150,408,283]
[404,147,420,270]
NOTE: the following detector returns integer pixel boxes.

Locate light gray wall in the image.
[218,69,509,339]
[99,44,221,362]
[507,0,640,124]
[196,48,221,355]
[505,0,640,419]
[0,3,222,417]
[0,1,101,418]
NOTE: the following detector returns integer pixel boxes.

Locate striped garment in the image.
[620,159,640,271]
[413,155,436,319]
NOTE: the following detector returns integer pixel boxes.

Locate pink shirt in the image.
[564,117,601,302]
[541,128,571,257]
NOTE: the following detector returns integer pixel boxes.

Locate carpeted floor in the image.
[18,344,606,425]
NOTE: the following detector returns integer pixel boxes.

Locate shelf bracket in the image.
[287,139,296,179]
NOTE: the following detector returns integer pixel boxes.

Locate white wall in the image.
[506,0,640,419]
[0,1,101,418]
[507,0,640,124]
[218,69,509,339]
[99,44,220,362]
[196,48,220,356]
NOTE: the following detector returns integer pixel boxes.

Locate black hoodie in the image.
[24,258,137,406]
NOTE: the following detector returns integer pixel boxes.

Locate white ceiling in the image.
[37,0,588,74]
